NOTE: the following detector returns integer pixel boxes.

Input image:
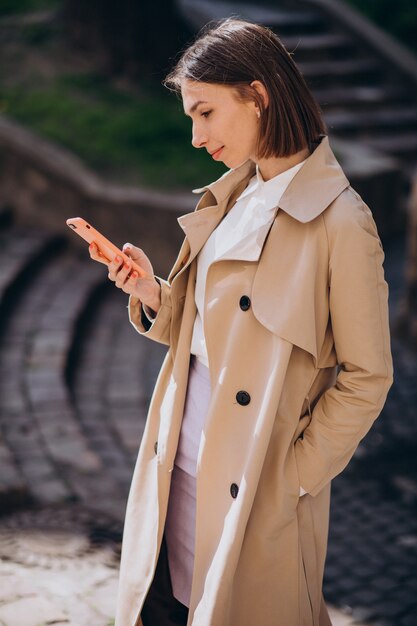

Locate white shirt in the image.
[191,159,307,367]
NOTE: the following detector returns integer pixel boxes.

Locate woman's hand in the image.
[89,242,161,314]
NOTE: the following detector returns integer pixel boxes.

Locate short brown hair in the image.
[164,18,327,159]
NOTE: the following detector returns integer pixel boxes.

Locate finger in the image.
[108,255,124,281]
[115,262,133,288]
[89,243,108,266]
[121,271,139,294]
[122,243,144,261]
[122,245,150,278]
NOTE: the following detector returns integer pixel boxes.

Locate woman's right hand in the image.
[89,242,161,315]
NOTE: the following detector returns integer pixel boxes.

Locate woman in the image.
[89,18,393,626]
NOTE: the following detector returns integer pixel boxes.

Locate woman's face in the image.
[181,80,261,169]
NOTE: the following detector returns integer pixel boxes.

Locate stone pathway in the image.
[0,507,365,626]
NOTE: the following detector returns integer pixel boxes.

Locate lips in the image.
[210,146,224,160]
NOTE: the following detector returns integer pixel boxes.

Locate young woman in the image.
[89,18,393,626]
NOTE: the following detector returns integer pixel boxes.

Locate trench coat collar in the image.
[189,135,349,221]
[173,135,349,279]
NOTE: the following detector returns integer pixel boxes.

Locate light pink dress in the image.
[164,355,211,607]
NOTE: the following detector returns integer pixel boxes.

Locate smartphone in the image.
[66,217,145,277]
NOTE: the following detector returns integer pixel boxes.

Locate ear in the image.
[250,80,269,110]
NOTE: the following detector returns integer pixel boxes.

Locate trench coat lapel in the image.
[251,137,349,363]
[167,161,256,283]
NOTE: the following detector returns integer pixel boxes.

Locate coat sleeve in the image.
[128,276,172,346]
[294,189,394,497]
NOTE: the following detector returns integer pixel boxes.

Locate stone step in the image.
[325,106,417,134]
[69,285,139,490]
[0,232,114,509]
[179,0,325,34]
[0,230,64,508]
[0,230,60,296]
[282,32,350,52]
[25,255,105,478]
[0,225,165,519]
[69,284,166,497]
[282,32,353,60]
[0,434,27,512]
[362,133,417,160]
[314,84,414,111]
[299,58,382,86]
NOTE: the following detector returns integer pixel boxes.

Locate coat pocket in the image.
[292,411,312,445]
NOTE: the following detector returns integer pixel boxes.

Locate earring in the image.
[256,110,261,119]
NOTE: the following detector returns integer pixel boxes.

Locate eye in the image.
[201,110,212,118]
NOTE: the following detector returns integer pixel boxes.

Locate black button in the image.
[230,483,239,499]
[239,295,251,311]
[154,441,158,454]
[236,390,251,406]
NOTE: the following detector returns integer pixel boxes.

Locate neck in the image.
[256,146,310,181]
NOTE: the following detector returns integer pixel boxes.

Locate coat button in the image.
[230,483,239,499]
[154,441,158,454]
[236,390,251,406]
[239,295,251,311]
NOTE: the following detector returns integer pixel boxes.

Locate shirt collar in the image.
[235,158,307,207]
[254,159,307,211]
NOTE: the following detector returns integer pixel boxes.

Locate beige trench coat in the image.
[115,136,393,626]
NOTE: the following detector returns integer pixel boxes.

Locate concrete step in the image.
[0,434,27,511]
[282,32,353,61]
[0,225,165,519]
[0,232,113,509]
[362,132,417,160]
[24,255,105,479]
[282,32,350,52]
[299,58,382,86]
[0,230,61,297]
[69,284,166,510]
[325,106,417,134]
[69,286,139,491]
[179,0,326,34]
[314,84,414,111]
[0,230,64,510]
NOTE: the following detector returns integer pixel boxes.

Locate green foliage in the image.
[346,0,417,53]
[0,0,58,16]
[1,75,226,190]
[21,21,55,44]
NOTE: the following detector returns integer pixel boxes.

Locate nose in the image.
[191,122,208,149]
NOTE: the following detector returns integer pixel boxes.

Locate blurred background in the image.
[0,1,417,625]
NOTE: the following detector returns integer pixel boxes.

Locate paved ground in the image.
[0,505,366,626]
[0,232,415,625]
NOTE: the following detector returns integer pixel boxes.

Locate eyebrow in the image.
[185,100,208,116]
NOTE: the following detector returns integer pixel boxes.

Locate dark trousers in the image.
[141,536,189,626]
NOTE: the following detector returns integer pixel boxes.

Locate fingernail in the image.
[132,271,138,279]
[115,256,121,263]
[124,263,130,270]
